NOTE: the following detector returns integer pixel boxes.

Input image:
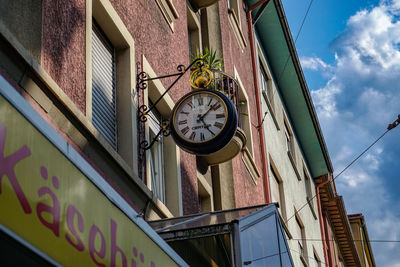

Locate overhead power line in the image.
[290,238,400,243]
[284,114,400,225]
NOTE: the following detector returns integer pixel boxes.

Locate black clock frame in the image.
[170,89,238,155]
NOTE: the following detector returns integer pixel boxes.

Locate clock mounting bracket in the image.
[136,58,205,153]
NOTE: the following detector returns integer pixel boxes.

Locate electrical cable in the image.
[290,238,400,243]
[284,125,394,225]
[289,248,327,265]
[275,0,315,89]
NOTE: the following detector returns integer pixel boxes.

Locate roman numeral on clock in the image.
[216,113,225,119]
[178,119,187,125]
[200,132,205,141]
[213,104,221,110]
[198,97,204,106]
[214,122,224,129]
[189,132,196,141]
[180,111,189,115]
[187,101,193,108]
[181,126,190,135]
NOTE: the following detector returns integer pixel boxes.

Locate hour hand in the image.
[199,118,215,136]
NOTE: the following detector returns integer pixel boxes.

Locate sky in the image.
[280,0,400,266]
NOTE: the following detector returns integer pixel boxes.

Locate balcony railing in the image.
[209,69,241,128]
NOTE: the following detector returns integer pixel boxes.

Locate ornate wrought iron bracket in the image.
[139,121,170,151]
[137,58,204,151]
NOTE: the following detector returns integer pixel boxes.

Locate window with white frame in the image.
[304,169,314,210]
[284,119,295,161]
[187,6,202,59]
[148,107,165,203]
[92,21,117,149]
[270,162,286,220]
[313,250,322,267]
[235,69,253,155]
[228,0,241,26]
[295,215,308,266]
[143,56,182,216]
[227,0,246,49]
[259,60,274,111]
[155,0,179,31]
[87,0,136,171]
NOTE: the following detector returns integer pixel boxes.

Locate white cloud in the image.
[300,56,329,71]
[305,1,400,266]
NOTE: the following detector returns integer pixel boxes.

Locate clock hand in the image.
[199,117,215,136]
[197,103,217,122]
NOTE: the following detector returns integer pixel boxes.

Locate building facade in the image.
[0,0,375,266]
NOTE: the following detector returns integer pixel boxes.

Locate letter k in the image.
[0,122,32,214]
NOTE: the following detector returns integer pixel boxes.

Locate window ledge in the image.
[306,196,318,220]
[152,198,174,219]
[228,8,247,50]
[287,151,301,180]
[300,254,309,267]
[262,90,280,130]
[241,146,261,185]
[278,211,292,239]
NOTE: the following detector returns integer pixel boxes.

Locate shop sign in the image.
[0,76,186,267]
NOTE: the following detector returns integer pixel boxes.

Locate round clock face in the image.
[173,92,227,142]
[170,89,238,155]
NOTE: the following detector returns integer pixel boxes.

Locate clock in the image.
[170,89,238,155]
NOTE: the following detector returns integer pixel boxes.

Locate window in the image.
[284,117,300,179]
[257,55,280,130]
[234,68,261,183]
[228,0,241,26]
[235,68,253,155]
[155,0,179,31]
[313,250,322,267]
[148,107,165,203]
[259,60,274,111]
[284,120,293,156]
[270,160,286,220]
[187,6,202,59]
[92,21,117,149]
[143,56,182,216]
[295,215,308,266]
[227,0,246,50]
[304,168,316,218]
[86,0,136,171]
[197,171,214,212]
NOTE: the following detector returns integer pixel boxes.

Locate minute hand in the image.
[197,103,217,122]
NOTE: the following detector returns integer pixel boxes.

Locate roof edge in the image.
[272,0,333,173]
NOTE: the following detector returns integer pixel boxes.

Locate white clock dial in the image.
[173,92,228,143]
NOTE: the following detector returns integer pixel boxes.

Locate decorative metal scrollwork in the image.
[139,122,170,151]
[136,58,205,151]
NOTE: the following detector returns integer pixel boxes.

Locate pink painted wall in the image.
[218,0,266,207]
[42,0,86,113]
[41,0,200,215]
[41,0,267,215]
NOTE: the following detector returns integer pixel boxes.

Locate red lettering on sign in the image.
[65,205,85,251]
[111,219,127,267]
[0,122,32,214]
[89,224,106,267]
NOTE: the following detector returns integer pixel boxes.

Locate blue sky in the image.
[281,0,400,266]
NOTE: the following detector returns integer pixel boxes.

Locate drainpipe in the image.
[246,0,271,203]
[315,174,332,267]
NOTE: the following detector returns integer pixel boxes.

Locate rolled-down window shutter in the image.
[92,21,117,150]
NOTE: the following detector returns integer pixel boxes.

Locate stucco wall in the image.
[256,34,326,266]
[218,0,266,208]
[0,0,42,62]
[42,0,86,113]
[40,0,200,215]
